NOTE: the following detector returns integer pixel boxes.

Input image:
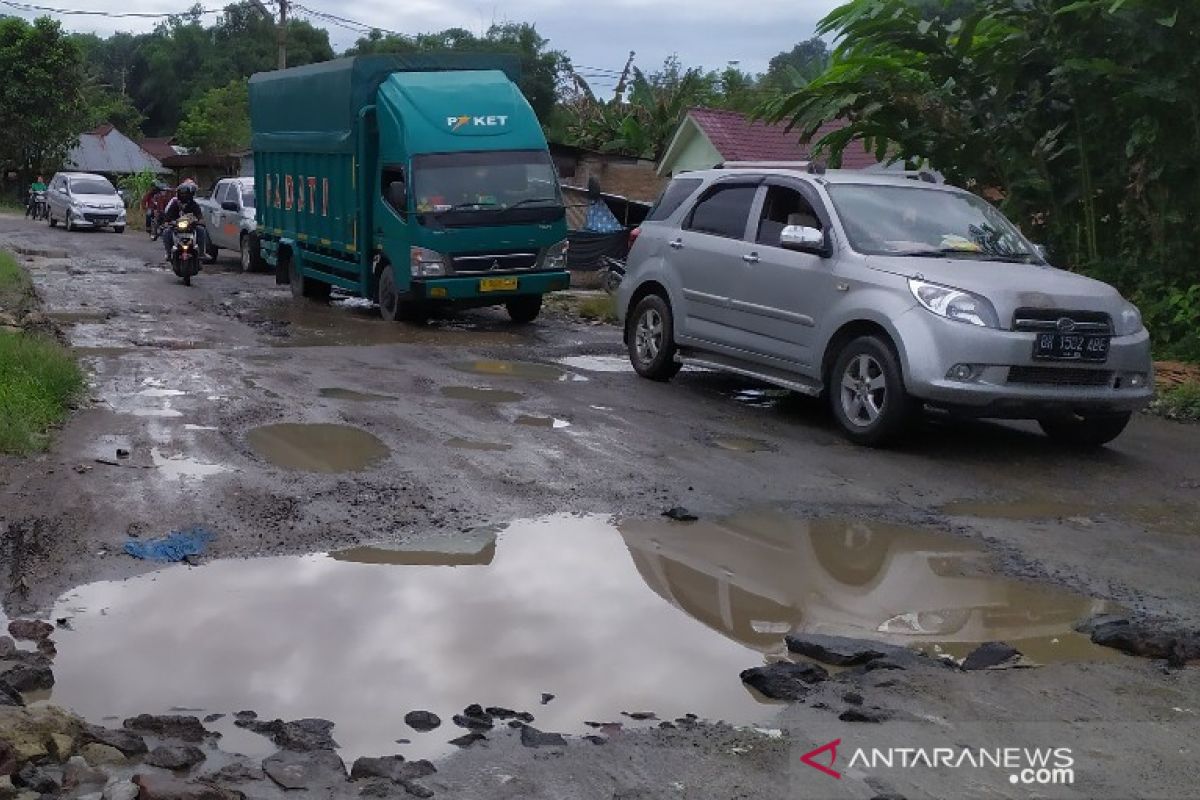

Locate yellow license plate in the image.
[479,277,518,292]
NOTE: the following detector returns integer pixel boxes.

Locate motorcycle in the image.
[599,255,626,295]
[168,214,203,286]
[148,209,164,241]
[28,191,48,221]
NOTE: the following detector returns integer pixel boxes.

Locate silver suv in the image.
[617,167,1153,446]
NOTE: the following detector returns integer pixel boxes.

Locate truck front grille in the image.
[1012,308,1112,334]
[1007,366,1115,387]
[450,250,539,274]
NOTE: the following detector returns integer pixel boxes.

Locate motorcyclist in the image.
[162,180,207,261]
[142,182,170,231]
[25,175,45,218]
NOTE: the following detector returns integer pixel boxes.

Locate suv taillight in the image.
[629,227,641,248]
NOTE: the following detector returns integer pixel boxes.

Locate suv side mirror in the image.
[221,201,239,212]
[387,180,407,211]
[780,225,826,255]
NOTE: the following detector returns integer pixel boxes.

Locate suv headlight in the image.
[543,238,569,270]
[908,278,999,328]
[1116,302,1143,336]
[410,246,445,277]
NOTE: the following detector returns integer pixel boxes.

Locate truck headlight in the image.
[908,278,999,328]
[543,239,569,270]
[1116,303,1143,336]
[410,246,445,277]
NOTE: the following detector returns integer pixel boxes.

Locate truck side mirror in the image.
[387,180,407,211]
[221,201,239,212]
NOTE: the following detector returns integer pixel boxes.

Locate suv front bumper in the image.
[896,309,1154,416]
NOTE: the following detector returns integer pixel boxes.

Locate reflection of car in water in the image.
[617,511,1109,658]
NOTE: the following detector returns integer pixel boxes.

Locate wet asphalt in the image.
[1,214,1198,799]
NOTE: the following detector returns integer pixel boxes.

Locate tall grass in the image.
[0,249,83,453]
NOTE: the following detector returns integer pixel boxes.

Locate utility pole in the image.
[276,0,288,70]
[613,51,635,104]
[250,0,287,70]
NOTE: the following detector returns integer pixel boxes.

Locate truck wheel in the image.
[240,234,263,273]
[627,294,681,381]
[113,226,125,234]
[829,335,916,447]
[377,264,401,321]
[288,256,327,301]
[1038,411,1132,447]
[505,295,542,324]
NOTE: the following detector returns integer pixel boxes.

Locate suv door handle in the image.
[742,252,760,263]
[669,238,684,250]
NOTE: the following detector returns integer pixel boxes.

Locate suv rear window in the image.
[684,184,757,239]
[645,178,702,222]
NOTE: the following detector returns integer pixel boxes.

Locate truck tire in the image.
[377,264,402,321]
[240,234,263,273]
[113,225,125,234]
[289,256,330,302]
[505,295,542,324]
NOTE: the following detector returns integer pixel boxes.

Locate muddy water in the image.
[445,437,512,452]
[263,301,521,348]
[711,436,775,453]
[557,355,632,373]
[440,386,524,403]
[318,387,398,402]
[515,415,571,429]
[451,360,568,381]
[151,449,231,480]
[246,423,389,473]
[42,512,1117,762]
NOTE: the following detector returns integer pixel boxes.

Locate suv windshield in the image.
[828,184,1037,262]
[71,179,117,196]
[412,150,563,227]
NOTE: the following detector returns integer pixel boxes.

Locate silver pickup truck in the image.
[197,177,263,272]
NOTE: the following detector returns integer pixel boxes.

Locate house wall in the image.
[570,155,668,204]
[663,128,722,176]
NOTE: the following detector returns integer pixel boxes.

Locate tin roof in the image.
[67,125,168,175]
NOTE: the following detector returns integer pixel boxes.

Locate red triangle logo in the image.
[801,738,842,779]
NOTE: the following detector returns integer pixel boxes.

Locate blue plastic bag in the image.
[124,526,215,562]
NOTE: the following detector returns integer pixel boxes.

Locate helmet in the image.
[177,180,197,201]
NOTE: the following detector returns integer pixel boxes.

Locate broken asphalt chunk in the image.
[962,642,1029,671]
[349,756,435,783]
[403,711,440,732]
[7,620,54,642]
[662,507,698,522]
[740,661,828,701]
[784,633,906,666]
[122,715,210,743]
[519,725,567,748]
[447,732,486,748]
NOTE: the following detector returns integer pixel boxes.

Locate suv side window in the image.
[756,185,823,247]
[646,177,702,222]
[684,184,757,239]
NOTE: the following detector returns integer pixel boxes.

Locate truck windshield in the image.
[827,184,1038,263]
[413,150,563,227]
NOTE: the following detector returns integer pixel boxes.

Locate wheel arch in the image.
[623,280,672,345]
[821,318,905,389]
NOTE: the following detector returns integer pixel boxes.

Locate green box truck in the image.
[249,55,570,323]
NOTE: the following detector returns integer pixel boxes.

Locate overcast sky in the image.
[14,0,843,86]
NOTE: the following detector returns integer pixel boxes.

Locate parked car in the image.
[197,177,262,271]
[46,172,126,232]
[617,167,1153,446]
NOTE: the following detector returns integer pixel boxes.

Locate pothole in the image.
[711,436,775,453]
[514,415,571,429]
[440,386,525,403]
[451,360,569,381]
[318,388,398,402]
[246,423,389,473]
[38,511,1118,762]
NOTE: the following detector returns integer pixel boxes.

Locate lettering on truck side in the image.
[446,115,509,130]
[265,174,330,217]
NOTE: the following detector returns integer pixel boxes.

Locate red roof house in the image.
[657,107,882,176]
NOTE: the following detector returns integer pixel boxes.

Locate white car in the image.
[47,172,126,233]
[196,177,262,271]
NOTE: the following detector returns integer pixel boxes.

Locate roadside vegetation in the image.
[1151,382,1200,422]
[0,250,83,454]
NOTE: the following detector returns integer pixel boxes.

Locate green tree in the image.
[762,0,1200,358]
[175,79,249,153]
[0,17,85,176]
[345,23,570,123]
[763,37,830,89]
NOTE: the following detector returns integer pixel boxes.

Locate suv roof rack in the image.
[715,160,812,170]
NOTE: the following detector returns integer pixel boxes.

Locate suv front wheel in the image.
[830,335,916,446]
[627,294,681,380]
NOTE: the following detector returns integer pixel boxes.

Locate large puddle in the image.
[451,360,572,381]
[246,423,389,473]
[40,512,1117,762]
[263,301,522,348]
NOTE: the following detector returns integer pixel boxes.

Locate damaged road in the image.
[0,215,1198,798]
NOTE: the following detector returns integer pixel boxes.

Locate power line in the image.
[0,0,218,17]
[292,3,408,39]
